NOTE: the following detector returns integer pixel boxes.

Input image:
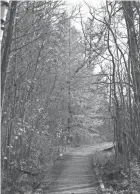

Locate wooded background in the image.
[1,1,140,193]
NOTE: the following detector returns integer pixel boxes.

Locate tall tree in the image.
[1,1,17,107]
[0,0,10,42]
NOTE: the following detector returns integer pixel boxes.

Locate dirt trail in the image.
[45,143,112,194]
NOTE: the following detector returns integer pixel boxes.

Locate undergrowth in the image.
[94,151,140,194]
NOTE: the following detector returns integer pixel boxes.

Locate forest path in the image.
[45,143,112,194]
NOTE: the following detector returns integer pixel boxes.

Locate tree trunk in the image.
[0,0,10,42]
[122,1,140,151]
[1,1,17,108]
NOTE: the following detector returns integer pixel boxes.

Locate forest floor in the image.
[92,146,140,194]
[35,142,113,194]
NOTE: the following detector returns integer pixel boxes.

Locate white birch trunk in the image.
[0,0,10,42]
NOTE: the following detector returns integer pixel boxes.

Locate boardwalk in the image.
[45,145,103,194]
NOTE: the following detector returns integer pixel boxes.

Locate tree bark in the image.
[1,1,17,108]
[0,0,10,42]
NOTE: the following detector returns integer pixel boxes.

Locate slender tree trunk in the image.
[1,1,17,108]
[67,20,71,135]
[122,1,140,154]
[0,0,10,42]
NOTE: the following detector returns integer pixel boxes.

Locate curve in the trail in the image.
[45,145,106,194]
